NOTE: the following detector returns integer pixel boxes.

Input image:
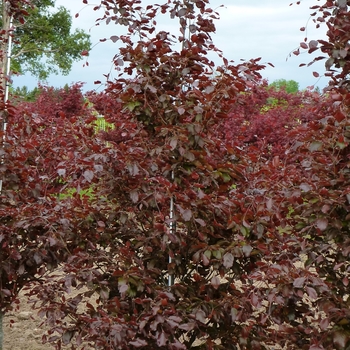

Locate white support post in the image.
[168,170,175,287]
[0,14,12,194]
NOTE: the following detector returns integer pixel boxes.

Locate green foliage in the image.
[260,96,286,113]
[58,186,97,201]
[4,0,91,79]
[269,79,299,93]
[10,85,40,101]
[93,116,114,133]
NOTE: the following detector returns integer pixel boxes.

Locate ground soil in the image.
[3,290,48,350]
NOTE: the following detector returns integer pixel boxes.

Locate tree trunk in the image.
[0,0,10,193]
[1,1,11,94]
[0,3,10,349]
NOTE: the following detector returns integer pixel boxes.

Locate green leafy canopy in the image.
[269,79,299,94]
[1,0,91,79]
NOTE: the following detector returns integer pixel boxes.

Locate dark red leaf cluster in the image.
[16,83,86,119]
[219,80,329,158]
[0,83,101,310]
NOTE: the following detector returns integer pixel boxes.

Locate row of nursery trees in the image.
[1,0,350,349]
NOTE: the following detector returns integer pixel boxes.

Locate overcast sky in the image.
[13,0,329,92]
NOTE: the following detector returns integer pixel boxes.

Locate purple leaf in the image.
[157,332,167,347]
[129,339,148,347]
[333,331,348,349]
[306,286,317,300]
[178,322,196,331]
[128,163,140,176]
[223,252,234,269]
[62,331,74,345]
[309,141,322,152]
[319,318,330,330]
[130,189,139,203]
[1,289,11,296]
[316,218,328,231]
[99,287,109,300]
[83,169,94,182]
[202,253,210,266]
[57,168,66,176]
[177,107,185,115]
[195,218,206,227]
[293,277,306,288]
[211,276,221,289]
[242,245,252,257]
[195,309,206,323]
[110,35,119,42]
[309,40,318,48]
[300,183,312,192]
[181,209,192,221]
[118,280,128,296]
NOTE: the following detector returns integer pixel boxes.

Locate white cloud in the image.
[14,0,329,91]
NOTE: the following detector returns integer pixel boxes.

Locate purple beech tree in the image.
[27,0,269,348]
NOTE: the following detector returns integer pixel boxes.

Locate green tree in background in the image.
[269,79,299,93]
[11,85,40,101]
[1,0,91,81]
